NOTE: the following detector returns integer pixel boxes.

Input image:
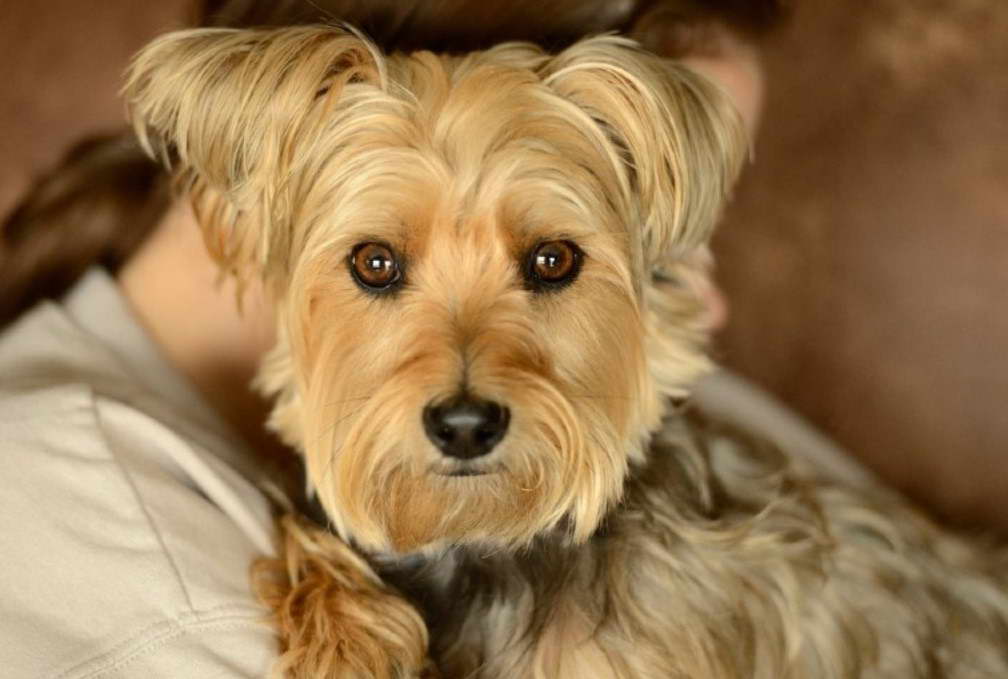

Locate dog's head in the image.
[126,25,745,553]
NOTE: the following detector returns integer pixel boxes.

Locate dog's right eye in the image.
[350,242,402,292]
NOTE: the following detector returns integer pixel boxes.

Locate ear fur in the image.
[123,25,384,280]
[542,36,748,268]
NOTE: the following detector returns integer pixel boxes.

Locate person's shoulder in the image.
[0,295,127,402]
[0,384,278,678]
[0,381,109,455]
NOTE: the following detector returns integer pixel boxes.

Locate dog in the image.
[124,24,1008,678]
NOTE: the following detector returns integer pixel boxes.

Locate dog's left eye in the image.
[525,240,583,291]
[350,242,402,292]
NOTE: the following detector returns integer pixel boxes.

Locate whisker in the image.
[308,393,386,487]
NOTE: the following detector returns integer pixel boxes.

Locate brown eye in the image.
[350,242,402,292]
[526,240,583,291]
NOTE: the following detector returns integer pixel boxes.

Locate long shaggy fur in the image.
[384,412,1008,678]
[124,23,1008,679]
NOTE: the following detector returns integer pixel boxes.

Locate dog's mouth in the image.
[430,463,501,478]
[444,469,491,478]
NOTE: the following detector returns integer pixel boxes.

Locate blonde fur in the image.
[125,24,1008,679]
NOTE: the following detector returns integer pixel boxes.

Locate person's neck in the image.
[118,201,282,456]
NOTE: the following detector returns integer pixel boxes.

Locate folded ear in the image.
[542,36,747,268]
[123,26,384,278]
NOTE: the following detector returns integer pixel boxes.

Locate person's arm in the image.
[0,385,277,678]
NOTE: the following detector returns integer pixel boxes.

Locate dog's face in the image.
[127,26,744,553]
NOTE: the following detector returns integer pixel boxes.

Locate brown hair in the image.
[0,0,784,328]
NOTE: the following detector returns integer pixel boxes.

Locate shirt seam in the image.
[89,388,197,612]
[51,604,272,679]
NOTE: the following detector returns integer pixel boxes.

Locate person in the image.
[0,2,799,676]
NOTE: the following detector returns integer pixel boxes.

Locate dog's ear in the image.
[124,26,384,280]
[543,36,747,268]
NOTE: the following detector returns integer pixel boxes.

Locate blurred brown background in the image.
[2,1,1005,531]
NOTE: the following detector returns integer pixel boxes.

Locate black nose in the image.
[422,395,510,460]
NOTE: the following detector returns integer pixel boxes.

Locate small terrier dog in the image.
[125,25,1008,678]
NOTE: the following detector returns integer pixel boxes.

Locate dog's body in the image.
[124,24,1008,678]
[380,412,1008,678]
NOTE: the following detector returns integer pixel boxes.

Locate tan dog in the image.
[125,25,1008,678]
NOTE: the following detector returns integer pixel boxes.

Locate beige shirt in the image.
[0,269,279,678]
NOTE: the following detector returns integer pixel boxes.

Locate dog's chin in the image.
[326,460,609,556]
[395,475,556,555]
